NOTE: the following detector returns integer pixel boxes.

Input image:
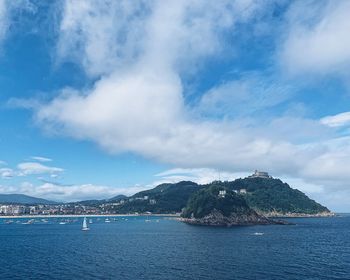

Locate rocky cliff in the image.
[180,209,289,227]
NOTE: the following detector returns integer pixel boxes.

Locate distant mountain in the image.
[73,199,105,206]
[74,195,128,206]
[116,181,201,214]
[0,194,57,205]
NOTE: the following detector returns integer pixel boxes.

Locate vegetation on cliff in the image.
[180,184,285,226]
[181,185,251,218]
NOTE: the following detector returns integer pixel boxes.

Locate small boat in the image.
[105,218,111,223]
[22,219,35,225]
[253,232,264,236]
[82,217,90,231]
[5,220,13,224]
[89,219,93,224]
[59,221,67,225]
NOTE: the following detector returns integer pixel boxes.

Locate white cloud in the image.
[17,162,64,176]
[154,168,249,186]
[30,156,53,162]
[0,168,15,179]
[281,0,350,75]
[0,0,8,42]
[0,0,37,46]
[320,112,350,127]
[5,181,146,202]
[56,0,266,76]
[36,0,304,175]
[57,0,149,77]
[31,1,350,179]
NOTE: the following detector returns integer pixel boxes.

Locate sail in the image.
[82,217,89,230]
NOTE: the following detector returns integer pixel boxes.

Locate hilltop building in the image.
[218,190,226,198]
[248,170,272,179]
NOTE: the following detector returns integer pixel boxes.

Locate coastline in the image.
[0,212,336,220]
[178,217,291,227]
[0,213,181,219]
[261,211,335,218]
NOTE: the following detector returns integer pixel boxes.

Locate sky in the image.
[0,0,350,211]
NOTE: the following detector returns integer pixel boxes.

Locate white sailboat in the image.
[82,217,90,231]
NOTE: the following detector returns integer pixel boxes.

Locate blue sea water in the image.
[0,215,349,280]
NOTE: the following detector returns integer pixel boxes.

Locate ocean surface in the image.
[0,215,349,280]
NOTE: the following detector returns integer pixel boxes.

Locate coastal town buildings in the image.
[0,205,27,215]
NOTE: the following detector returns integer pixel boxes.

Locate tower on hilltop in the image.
[248,170,272,179]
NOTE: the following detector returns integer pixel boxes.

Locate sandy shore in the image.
[0,213,180,219]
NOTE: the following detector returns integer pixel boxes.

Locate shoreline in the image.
[0,213,180,219]
[262,212,335,218]
[0,212,338,219]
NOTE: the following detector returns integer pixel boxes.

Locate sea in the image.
[0,215,349,280]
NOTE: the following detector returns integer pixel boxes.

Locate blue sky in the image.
[1,0,350,211]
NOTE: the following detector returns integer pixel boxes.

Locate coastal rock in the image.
[181,209,290,227]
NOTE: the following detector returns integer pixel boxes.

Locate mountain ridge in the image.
[114,176,331,216]
[0,194,57,205]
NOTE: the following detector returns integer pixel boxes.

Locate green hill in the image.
[116,181,202,214]
[217,177,330,215]
[181,184,278,226]
[182,184,252,219]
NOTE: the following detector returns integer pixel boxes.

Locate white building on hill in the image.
[218,190,226,198]
[248,170,272,179]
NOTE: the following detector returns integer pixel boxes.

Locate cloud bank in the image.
[30,156,53,162]
[0,181,145,202]
[281,0,350,76]
[17,162,63,176]
[33,1,350,183]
